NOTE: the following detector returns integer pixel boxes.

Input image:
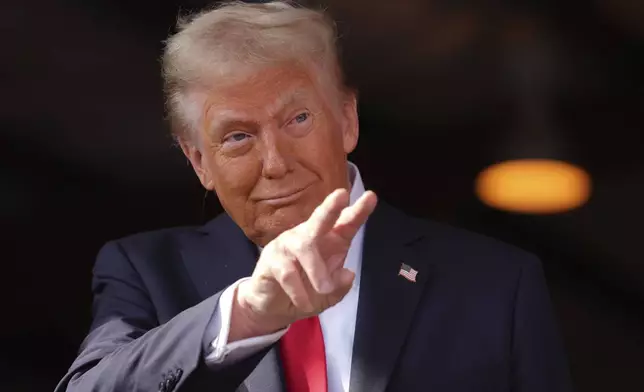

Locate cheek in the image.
[292,122,349,191]
[306,121,346,165]
[210,153,261,205]
[304,114,340,147]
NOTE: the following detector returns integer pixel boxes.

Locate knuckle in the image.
[292,222,312,238]
[292,240,309,255]
[275,258,299,282]
[287,233,312,254]
[272,233,296,257]
[292,293,310,309]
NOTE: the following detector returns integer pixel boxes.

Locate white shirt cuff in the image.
[204,277,289,367]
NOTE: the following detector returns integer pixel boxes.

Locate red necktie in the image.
[279,316,328,392]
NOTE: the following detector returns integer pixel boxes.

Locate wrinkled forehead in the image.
[211,70,314,108]
[200,62,340,119]
[179,61,344,143]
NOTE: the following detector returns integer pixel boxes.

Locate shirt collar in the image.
[347,161,366,207]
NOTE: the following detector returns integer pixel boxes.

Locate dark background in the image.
[2,0,643,390]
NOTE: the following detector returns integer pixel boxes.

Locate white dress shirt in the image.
[203,162,366,392]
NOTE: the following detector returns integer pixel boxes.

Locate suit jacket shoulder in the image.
[375,202,539,271]
[93,212,257,325]
[421,217,539,263]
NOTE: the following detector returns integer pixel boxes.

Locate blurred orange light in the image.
[475,159,591,214]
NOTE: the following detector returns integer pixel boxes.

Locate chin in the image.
[252,202,315,244]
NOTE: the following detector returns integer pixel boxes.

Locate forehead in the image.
[204,64,324,115]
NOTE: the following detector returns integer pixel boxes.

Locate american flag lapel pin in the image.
[398,263,418,282]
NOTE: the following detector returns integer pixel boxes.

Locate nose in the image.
[260,129,292,179]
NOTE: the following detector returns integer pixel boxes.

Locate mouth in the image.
[254,184,313,206]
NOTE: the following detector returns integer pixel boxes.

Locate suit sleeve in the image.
[511,256,573,392]
[55,241,272,392]
[205,278,288,368]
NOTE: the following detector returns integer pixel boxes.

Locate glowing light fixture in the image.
[476,159,591,214]
[476,17,592,214]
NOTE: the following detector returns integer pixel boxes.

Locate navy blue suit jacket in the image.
[56,201,572,392]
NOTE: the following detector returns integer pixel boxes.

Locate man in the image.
[56,2,572,392]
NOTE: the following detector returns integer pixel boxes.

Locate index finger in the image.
[305,188,350,237]
[333,190,378,241]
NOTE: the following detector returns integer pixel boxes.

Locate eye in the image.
[290,111,310,125]
[223,132,250,144]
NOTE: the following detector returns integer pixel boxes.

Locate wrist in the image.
[228,281,287,342]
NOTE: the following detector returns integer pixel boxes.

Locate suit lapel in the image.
[180,213,285,392]
[180,213,259,300]
[350,202,433,392]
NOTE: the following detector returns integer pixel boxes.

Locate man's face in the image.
[182,64,359,246]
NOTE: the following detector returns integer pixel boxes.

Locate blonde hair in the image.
[162,1,346,140]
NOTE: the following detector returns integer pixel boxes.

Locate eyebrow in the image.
[267,89,310,116]
[208,89,312,134]
[208,111,258,135]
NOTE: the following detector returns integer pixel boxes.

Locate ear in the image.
[341,92,359,154]
[178,137,215,191]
